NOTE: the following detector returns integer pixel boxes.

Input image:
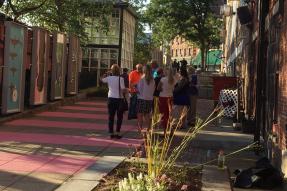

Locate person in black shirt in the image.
[172,59,179,72]
[154,68,163,96]
[121,68,129,88]
[180,58,188,70]
[153,68,163,115]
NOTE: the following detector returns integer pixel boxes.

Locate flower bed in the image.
[93,104,223,191]
[93,161,202,191]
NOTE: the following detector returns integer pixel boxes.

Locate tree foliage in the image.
[0,0,152,66]
[0,0,114,42]
[129,0,154,66]
[0,0,48,20]
[146,0,222,69]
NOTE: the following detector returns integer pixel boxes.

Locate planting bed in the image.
[93,161,202,191]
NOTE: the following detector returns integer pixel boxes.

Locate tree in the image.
[0,0,48,21]
[129,0,154,67]
[134,32,153,65]
[25,0,114,41]
[146,0,222,70]
[0,0,115,42]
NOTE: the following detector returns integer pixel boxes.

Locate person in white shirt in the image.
[157,67,177,131]
[101,64,126,139]
[137,64,155,130]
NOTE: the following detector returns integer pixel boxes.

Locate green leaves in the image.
[0,0,115,43]
[146,0,222,68]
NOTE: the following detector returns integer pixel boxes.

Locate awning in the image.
[192,49,223,66]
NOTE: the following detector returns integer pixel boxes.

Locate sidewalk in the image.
[0,100,142,191]
[179,99,286,191]
[0,98,284,191]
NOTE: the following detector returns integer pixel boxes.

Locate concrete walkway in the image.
[0,100,142,191]
[183,99,286,191]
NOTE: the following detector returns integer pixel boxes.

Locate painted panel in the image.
[30,27,49,105]
[51,32,66,100]
[2,22,27,114]
[0,24,5,107]
[66,35,80,95]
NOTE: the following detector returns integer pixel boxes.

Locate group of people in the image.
[101,62,198,139]
[172,58,188,72]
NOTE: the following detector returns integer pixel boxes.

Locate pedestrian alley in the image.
[0,100,142,191]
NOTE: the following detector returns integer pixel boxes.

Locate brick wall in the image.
[278,0,287,175]
[240,2,259,120]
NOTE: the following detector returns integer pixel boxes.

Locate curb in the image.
[55,156,125,191]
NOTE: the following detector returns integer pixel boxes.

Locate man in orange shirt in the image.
[128,64,143,119]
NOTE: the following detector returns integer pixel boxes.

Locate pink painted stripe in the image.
[5,119,137,131]
[0,152,96,175]
[0,132,143,148]
[60,106,107,112]
[76,102,106,106]
[36,112,108,120]
[0,152,22,161]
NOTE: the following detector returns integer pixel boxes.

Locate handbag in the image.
[118,76,128,112]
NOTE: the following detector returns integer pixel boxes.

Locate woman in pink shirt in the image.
[157,68,177,132]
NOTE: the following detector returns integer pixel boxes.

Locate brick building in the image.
[170,36,199,65]
[222,0,287,176]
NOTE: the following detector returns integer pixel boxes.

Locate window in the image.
[184,49,186,56]
[81,48,119,71]
[85,12,120,45]
[175,49,178,57]
[112,9,120,18]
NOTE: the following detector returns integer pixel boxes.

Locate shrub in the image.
[85,86,108,98]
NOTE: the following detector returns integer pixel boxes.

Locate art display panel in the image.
[67,35,80,95]
[51,32,66,100]
[2,22,27,114]
[30,27,49,105]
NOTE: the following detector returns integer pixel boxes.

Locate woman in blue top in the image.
[170,67,190,129]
